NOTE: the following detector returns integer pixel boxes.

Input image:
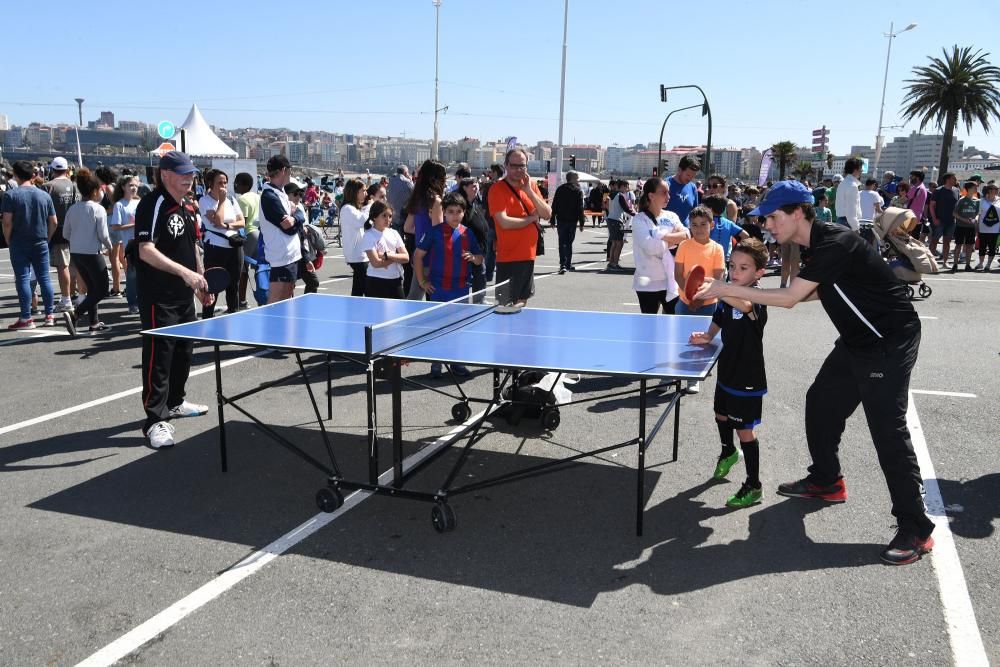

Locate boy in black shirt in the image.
[689,238,769,508]
[696,180,934,566]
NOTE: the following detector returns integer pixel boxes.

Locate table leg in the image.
[636,378,647,536]
[392,361,403,486]
[673,380,681,462]
[214,345,228,473]
[326,353,332,421]
[366,363,378,485]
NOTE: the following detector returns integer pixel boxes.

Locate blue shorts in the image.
[269,263,299,284]
[932,218,956,240]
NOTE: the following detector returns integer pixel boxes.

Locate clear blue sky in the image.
[2,0,997,155]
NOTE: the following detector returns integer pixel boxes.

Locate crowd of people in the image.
[5,145,996,567]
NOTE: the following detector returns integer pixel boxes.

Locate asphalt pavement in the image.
[0,225,997,666]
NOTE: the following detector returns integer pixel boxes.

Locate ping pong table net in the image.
[365,282,509,357]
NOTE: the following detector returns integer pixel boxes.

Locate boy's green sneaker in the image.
[726,482,763,509]
[712,449,741,480]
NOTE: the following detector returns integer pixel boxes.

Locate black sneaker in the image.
[776,477,847,503]
[880,530,934,565]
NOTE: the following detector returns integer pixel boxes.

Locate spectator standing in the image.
[951,180,979,273]
[929,172,959,266]
[40,156,81,312]
[456,177,489,297]
[587,179,607,227]
[110,175,141,314]
[551,171,586,273]
[859,179,884,221]
[134,151,210,449]
[906,170,929,239]
[234,172,260,309]
[340,178,371,297]
[890,182,910,209]
[198,169,246,316]
[259,155,303,303]
[703,193,749,263]
[487,149,551,307]
[631,177,688,314]
[403,160,447,300]
[481,163,504,281]
[387,165,414,233]
[834,158,863,230]
[1,160,58,330]
[706,174,740,222]
[606,180,636,271]
[666,155,701,226]
[974,183,999,271]
[361,200,408,298]
[62,169,113,334]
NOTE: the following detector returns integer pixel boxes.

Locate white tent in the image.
[150,103,237,158]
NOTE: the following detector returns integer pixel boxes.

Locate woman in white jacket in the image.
[339,178,370,296]
[631,177,690,314]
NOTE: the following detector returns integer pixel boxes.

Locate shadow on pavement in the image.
[936,473,999,539]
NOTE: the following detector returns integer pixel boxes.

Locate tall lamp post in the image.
[657,103,701,179]
[873,22,917,179]
[660,84,712,177]
[73,97,85,167]
[431,0,442,161]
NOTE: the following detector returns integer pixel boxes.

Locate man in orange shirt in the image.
[487,148,552,306]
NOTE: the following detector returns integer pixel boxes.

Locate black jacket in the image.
[552,182,586,226]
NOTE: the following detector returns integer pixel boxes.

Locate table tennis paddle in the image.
[203,267,231,294]
[684,265,706,305]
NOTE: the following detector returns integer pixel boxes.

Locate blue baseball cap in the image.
[749,180,815,217]
[158,150,199,174]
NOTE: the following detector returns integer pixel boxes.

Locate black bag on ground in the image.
[495,370,556,425]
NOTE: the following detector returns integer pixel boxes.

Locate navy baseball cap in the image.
[749,180,815,216]
[158,150,199,174]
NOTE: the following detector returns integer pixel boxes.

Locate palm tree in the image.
[770,141,798,180]
[792,161,815,182]
[900,46,1000,178]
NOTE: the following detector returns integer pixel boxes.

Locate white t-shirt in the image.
[198,194,242,248]
[859,189,882,221]
[360,227,405,279]
[979,198,1000,233]
[631,209,687,296]
[340,204,370,264]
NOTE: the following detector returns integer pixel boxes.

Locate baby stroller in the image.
[871,207,938,300]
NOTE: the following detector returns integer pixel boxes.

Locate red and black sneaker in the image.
[880,530,934,566]
[776,477,848,503]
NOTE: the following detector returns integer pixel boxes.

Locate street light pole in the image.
[657,104,701,179]
[554,0,569,184]
[659,84,712,178]
[873,21,917,179]
[431,0,442,161]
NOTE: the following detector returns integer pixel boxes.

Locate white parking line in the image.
[910,389,977,398]
[923,277,997,283]
[906,392,988,666]
[74,410,486,667]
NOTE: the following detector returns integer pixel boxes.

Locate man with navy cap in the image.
[134,151,211,449]
[696,180,934,566]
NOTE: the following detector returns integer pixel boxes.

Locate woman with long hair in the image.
[361,200,409,299]
[631,177,689,314]
[339,178,370,296]
[402,160,446,299]
[198,169,246,317]
[456,176,489,298]
[61,169,113,334]
[110,175,142,314]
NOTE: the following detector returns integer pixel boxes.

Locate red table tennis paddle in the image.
[684,265,706,305]
[203,267,231,294]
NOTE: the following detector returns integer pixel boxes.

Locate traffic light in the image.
[569,154,576,169]
[652,167,658,177]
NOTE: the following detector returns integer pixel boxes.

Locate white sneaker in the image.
[168,400,209,418]
[146,421,175,449]
[54,301,74,313]
[684,380,701,394]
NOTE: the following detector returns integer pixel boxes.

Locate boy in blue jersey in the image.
[703,193,749,263]
[414,193,484,377]
[689,238,769,508]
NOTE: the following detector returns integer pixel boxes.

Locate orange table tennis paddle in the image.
[684,265,706,305]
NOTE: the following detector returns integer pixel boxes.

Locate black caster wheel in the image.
[904,285,915,300]
[431,502,457,533]
[541,408,561,430]
[451,402,472,422]
[316,487,344,513]
[919,283,932,298]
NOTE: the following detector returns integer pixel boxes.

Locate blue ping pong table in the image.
[144,293,721,535]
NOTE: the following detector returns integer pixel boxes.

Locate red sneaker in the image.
[7,318,35,331]
[776,477,848,503]
[880,531,934,565]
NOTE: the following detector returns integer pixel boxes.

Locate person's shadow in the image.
[934,473,1000,539]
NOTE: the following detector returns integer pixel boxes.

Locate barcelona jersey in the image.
[416,223,482,301]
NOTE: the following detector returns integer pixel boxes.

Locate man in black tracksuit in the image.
[698,180,934,566]
[551,171,586,273]
[135,151,211,449]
